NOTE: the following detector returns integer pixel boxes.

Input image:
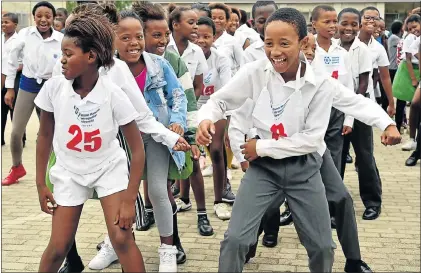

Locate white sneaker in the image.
[214,203,231,220]
[402,139,417,151]
[175,198,192,212]
[202,165,213,177]
[158,244,177,272]
[88,235,118,270]
[227,169,232,180]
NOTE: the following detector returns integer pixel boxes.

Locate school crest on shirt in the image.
[204,72,213,84]
[324,56,340,65]
[73,105,101,128]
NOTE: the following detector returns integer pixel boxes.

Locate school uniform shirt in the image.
[167,35,208,81]
[228,63,395,163]
[367,36,390,99]
[388,34,402,70]
[213,31,245,75]
[5,26,63,89]
[313,39,354,127]
[409,36,420,61]
[198,54,335,159]
[402,33,419,64]
[1,32,22,76]
[234,24,261,46]
[197,47,231,108]
[244,39,266,63]
[343,38,373,94]
[52,57,182,149]
[34,74,139,175]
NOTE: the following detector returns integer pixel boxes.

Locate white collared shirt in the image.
[198,55,334,159]
[34,74,139,175]
[214,31,245,75]
[409,36,420,58]
[5,26,63,88]
[405,34,420,64]
[234,24,261,45]
[2,32,22,75]
[53,57,182,149]
[167,35,208,81]
[244,39,266,63]
[197,47,231,108]
[344,37,372,93]
[366,36,389,99]
[228,61,394,163]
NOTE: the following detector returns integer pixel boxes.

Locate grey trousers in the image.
[341,120,382,208]
[143,134,173,237]
[219,153,335,273]
[257,149,361,261]
[324,108,345,173]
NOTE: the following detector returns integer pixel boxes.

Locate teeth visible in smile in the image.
[129,49,140,54]
[273,58,286,63]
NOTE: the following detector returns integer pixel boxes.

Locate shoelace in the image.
[97,244,114,258]
[159,250,175,264]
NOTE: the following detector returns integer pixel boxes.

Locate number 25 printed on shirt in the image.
[66,125,102,152]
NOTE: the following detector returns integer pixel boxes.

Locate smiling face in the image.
[195,24,214,56]
[174,10,198,42]
[338,12,360,43]
[54,19,64,32]
[61,36,93,80]
[301,33,316,63]
[144,19,171,56]
[1,16,17,35]
[313,9,338,39]
[211,8,228,33]
[407,21,421,36]
[253,5,277,37]
[361,9,380,35]
[115,17,145,64]
[227,12,239,34]
[34,6,54,33]
[264,20,302,74]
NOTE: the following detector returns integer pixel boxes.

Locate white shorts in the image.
[49,151,129,206]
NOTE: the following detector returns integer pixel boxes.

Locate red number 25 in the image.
[66,125,102,152]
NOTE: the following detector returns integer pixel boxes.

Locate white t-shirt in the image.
[403,33,419,64]
[366,36,390,100]
[234,24,261,46]
[345,38,373,93]
[167,35,208,80]
[35,74,139,175]
[1,32,22,75]
[214,31,245,76]
[197,47,231,108]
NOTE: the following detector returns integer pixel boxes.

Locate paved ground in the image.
[1,113,420,272]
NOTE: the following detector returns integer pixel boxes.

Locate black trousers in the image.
[395,99,407,133]
[1,72,25,145]
[380,69,397,112]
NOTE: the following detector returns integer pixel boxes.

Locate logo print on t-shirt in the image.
[204,72,213,84]
[74,105,100,128]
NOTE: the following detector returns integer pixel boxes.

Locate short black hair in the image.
[266,7,307,40]
[191,3,211,18]
[360,6,380,17]
[65,13,114,69]
[251,1,278,19]
[338,7,361,23]
[311,5,336,22]
[2,13,18,24]
[57,7,68,17]
[239,9,247,25]
[209,3,231,21]
[32,1,56,17]
[197,16,215,35]
[132,1,166,29]
[390,20,403,34]
[406,14,421,25]
[120,9,143,25]
[168,4,191,32]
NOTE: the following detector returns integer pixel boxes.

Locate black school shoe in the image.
[405,151,420,166]
[58,257,85,273]
[198,214,214,236]
[139,211,155,231]
[279,208,293,226]
[176,243,187,264]
[346,154,353,164]
[344,259,372,273]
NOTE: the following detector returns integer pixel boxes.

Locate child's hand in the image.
[196,120,215,146]
[37,185,57,215]
[240,161,249,172]
[173,137,191,152]
[381,125,402,146]
[191,145,201,160]
[169,123,184,136]
[114,200,136,230]
[412,79,419,88]
[342,126,352,135]
[241,139,258,162]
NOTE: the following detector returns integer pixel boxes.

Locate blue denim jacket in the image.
[143,52,188,170]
